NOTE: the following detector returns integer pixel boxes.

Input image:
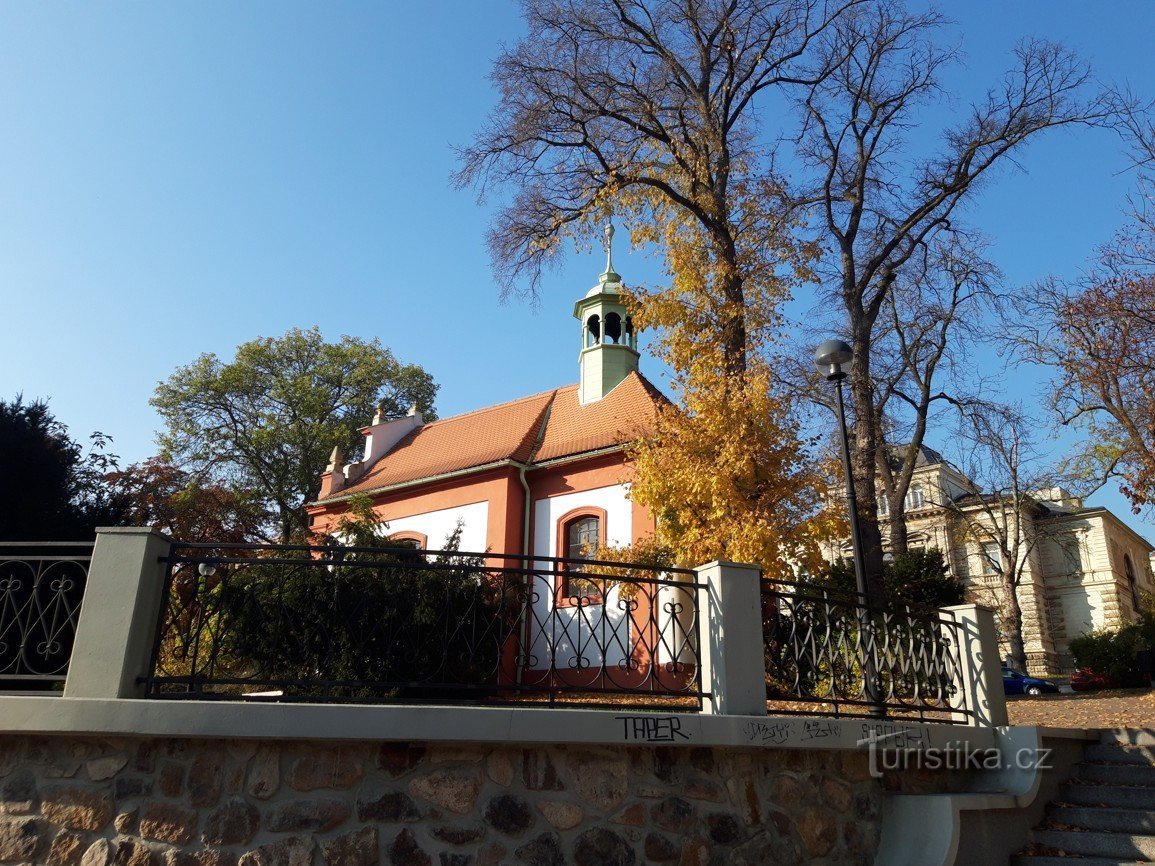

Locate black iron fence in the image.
[145,542,705,709]
[762,579,972,723]
[0,542,93,688]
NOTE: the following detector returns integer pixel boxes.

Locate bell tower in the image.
[573,223,640,405]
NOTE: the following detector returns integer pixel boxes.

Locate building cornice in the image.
[306,445,630,510]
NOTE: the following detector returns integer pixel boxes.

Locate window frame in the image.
[1124,553,1141,613]
[555,506,608,607]
[905,486,925,511]
[388,531,428,550]
[980,541,1003,578]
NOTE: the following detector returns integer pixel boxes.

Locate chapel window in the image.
[560,512,604,603]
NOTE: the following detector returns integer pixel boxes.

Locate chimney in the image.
[318,446,345,498]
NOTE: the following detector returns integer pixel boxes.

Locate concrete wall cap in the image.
[94,526,172,540]
[693,560,762,573]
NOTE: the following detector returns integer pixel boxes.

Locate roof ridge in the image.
[518,393,557,464]
[415,385,564,430]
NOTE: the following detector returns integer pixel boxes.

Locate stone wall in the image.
[0,734,882,865]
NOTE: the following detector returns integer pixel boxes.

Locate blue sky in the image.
[2,2,1154,543]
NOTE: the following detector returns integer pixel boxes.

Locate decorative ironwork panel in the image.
[147,543,704,710]
[0,543,93,683]
[762,579,971,723]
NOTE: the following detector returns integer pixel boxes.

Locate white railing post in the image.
[943,603,1008,727]
[63,527,171,699]
[694,561,767,716]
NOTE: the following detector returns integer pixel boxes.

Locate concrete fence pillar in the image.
[63,527,171,699]
[943,603,1008,727]
[694,561,767,717]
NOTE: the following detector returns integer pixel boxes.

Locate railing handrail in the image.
[0,541,95,547]
[146,539,705,709]
[761,577,961,620]
[164,541,698,575]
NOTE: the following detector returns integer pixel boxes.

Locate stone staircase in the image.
[1016,730,1155,865]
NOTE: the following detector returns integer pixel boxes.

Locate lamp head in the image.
[815,339,853,381]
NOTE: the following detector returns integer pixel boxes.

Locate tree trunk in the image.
[1002,576,1028,672]
[716,247,748,379]
[849,328,887,605]
[887,502,909,556]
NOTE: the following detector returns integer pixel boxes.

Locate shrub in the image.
[1069,615,1155,687]
[168,501,522,700]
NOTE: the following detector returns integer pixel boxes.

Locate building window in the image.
[877,496,889,517]
[1059,535,1083,574]
[1125,554,1141,614]
[905,487,925,511]
[388,531,427,549]
[980,542,1002,577]
[556,507,607,604]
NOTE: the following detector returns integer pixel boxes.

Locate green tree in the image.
[815,548,965,611]
[151,327,438,543]
[0,396,124,540]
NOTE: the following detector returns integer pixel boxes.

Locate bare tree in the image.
[792,0,1104,598]
[946,402,1061,673]
[456,0,862,377]
[872,237,999,553]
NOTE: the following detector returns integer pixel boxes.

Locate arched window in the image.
[556,507,607,605]
[604,312,622,344]
[388,531,427,549]
[387,532,428,562]
[586,314,601,347]
[1125,554,1141,613]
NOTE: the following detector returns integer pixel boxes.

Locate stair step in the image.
[1077,762,1155,787]
[1086,744,1155,766]
[1104,730,1155,747]
[1063,785,1155,811]
[1049,805,1155,835]
[1032,830,1155,860]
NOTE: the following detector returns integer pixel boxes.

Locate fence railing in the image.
[762,579,973,723]
[0,542,93,688]
[145,542,705,710]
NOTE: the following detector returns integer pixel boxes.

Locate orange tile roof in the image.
[534,372,664,462]
[320,371,665,500]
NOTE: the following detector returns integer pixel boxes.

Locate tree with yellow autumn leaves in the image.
[456,0,847,577]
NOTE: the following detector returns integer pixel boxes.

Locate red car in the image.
[1070,667,1112,692]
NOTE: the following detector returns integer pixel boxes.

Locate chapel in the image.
[305,227,665,572]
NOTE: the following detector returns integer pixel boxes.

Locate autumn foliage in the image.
[612,220,840,580]
[1043,274,1155,510]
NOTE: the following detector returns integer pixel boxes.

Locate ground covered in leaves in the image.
[1007,687,1155,729]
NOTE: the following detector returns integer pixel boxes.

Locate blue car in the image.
[1002,667,1060,696]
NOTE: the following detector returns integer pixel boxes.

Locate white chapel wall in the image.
[527,483,633,673]
[532,483,633,557]
[382,500,489,551]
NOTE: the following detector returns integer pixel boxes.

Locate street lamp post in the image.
[815,339,883,717]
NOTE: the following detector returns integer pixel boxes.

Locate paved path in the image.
[1008,687,1155,729]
